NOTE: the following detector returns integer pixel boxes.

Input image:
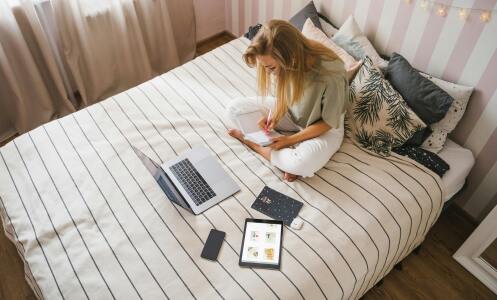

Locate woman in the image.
[227,20,348,182]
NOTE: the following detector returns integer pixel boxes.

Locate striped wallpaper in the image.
[224,0,497,222]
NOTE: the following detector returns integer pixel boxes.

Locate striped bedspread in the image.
[0,38,443,300]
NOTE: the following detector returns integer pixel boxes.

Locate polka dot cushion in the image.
[420,73,474,153]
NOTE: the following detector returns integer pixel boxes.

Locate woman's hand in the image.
[268,121,332,150]
[258,116,275,131]
[269,135,296,150]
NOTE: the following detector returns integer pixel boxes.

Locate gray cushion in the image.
[386,53,454,124]
[289,1,322,31]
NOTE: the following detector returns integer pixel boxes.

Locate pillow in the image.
[319,17,338,37]
[347,57,426,156]
[420,73,474,153]
[333,16,388,70]
[289,1,322,31]
[244,24,262,40]
[403,126,432,146]
[386,53,454,125]
[392,145,450,177]
[302,18,361,81]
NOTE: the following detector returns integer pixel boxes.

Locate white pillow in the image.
[302,18,361,81]
[319,17,338,37]
[332,15,388,70]
[420,73,474,153]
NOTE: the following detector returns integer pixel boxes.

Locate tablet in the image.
[239,218,283,269]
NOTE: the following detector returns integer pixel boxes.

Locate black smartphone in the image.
[201,229,225,261]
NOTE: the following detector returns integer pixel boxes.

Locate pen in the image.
[264,109,272,133]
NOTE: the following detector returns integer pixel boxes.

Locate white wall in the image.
[194,0,226,42]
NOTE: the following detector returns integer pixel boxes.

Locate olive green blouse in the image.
[288,57,348,129]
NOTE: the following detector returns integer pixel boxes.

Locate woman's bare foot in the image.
[228,129,272,161]
[284,172,298,182]
[228,128,244,142]
[229,129,298,181]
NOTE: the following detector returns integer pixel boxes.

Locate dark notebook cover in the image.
[251,186,303,226]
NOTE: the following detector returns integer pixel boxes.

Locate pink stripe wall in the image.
[226,0,232,34]
[266,0,274,22]
[238,0,245,39]
[462,128,497,212]
[442,0,496,83]
[363,0,385,39]
[341,0,357,25]
[251,0,259,26]
[453,49,497,143]
[386,2,415,53]
[225,0,497,221]
[412,0,453,70]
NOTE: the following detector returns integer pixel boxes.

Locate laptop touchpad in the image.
[196,158,227,185]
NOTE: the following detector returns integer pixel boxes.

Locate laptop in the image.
[133,146,240,215]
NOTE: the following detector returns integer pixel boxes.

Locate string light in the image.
[480,10,491,22]
[437,5,447,17]
[405,0,494,23]
[458,8,469,21]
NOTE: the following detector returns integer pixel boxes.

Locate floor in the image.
[0,32,495,300]
[363,206,495,300]
[482,238,497,271]
[196,31,237,56]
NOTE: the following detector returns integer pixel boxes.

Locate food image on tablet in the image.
[265,232,276,243]
[239,219,283,269]
[250,231,262,242]
[264,248,274,261]
[247,247,259,259]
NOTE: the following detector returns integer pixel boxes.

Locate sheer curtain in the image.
[52,0,196,106]
[0,0,196,143]
[0,0,75,142]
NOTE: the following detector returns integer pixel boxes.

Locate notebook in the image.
[234,110,281,146]
[251,186,303,226]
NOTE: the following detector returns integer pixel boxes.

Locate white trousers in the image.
[226,97,344,177]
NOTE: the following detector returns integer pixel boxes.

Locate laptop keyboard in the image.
[169,158,216,205]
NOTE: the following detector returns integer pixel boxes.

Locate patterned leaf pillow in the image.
[346,57,426,156]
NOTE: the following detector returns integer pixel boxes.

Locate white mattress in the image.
[0,38,444,300]
[438,139,475,202]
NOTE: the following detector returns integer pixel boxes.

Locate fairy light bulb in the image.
[480,10,491,22]
[437,5,448,17]
[459,8,469,21]
[420,0,429,10]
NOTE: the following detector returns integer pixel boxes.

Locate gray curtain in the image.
[52,0,196,106]
[0,0,75,142]
[0,0,196,143]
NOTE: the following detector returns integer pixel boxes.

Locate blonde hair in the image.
[243,19,341,126]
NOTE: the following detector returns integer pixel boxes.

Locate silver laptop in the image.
[133,146,240,215]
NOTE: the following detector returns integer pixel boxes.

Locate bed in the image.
[0,37,470,299]
[437,139,474,202]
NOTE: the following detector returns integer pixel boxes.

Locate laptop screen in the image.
[156,174,192,211]
[132,146,191,212]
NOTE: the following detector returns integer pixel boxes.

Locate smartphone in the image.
[201,229,226,261]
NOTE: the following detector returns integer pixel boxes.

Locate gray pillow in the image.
[386,53,454,124]
[289,1,322,31]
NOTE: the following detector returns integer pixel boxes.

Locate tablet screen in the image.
[239,219,283,269]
